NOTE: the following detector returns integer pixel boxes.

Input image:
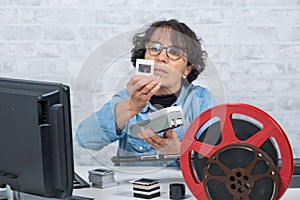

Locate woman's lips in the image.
[154,68,167,74]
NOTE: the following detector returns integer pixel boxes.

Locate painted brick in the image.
[10,0,41,6]
[44,26,77,41]
[0,0,10,5]
[236,9,300,25]
[2,25,43,40]
[245,0,298,6]
[213,0,247,7]
[0,9,17,24]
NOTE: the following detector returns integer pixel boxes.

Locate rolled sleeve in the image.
[76,89,129,151]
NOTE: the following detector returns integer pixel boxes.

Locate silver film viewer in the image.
[130,106,186,137]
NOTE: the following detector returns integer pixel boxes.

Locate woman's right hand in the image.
[127,75,161,115]
[115,75,161,130]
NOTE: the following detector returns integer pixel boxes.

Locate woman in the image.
[76,19,214,166]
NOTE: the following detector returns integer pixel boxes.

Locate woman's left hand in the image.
[138,128,181,155]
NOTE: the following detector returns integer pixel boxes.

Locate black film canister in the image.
[169,183,185,199]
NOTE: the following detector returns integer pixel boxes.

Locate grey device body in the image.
[130,106,186,137]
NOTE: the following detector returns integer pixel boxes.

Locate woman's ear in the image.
[183,65,193,79]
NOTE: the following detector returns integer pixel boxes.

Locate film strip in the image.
[180,103,294,200]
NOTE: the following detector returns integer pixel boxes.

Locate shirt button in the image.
[139,146,143,151]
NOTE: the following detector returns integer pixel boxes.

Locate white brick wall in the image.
[0,0,299,166]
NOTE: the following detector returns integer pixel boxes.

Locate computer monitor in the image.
[0,77,74,198]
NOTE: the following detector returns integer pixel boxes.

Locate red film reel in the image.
[180,103,293,200]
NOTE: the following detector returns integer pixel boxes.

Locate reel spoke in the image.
[207,154,232,176]
[246,125,277,147]
[204,174,228,184]
[219,111,238,144]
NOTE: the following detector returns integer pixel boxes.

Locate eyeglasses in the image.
[145,41,185,60]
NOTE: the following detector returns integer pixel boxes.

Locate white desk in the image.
[74,166,299,200]
[74,166,190,199]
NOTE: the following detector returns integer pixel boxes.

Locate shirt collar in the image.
[140,83,193,113]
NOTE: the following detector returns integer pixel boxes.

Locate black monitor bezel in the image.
[0,77,74,198]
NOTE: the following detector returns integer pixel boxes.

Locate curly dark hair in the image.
[131,19,207,83]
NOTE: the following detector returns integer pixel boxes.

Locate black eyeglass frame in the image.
[145,41,186,60]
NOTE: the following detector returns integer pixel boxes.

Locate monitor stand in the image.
[1,172,90,200]
[1,185,20,200]
[0,190,7,200]
[1,186,47,200]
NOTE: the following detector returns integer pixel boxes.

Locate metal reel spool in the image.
[180,103,293,200]
[202,143,280,200]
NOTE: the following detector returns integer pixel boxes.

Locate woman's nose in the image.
[156,48,168,62]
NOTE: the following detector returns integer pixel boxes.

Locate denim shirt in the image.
[76,83,215,166]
